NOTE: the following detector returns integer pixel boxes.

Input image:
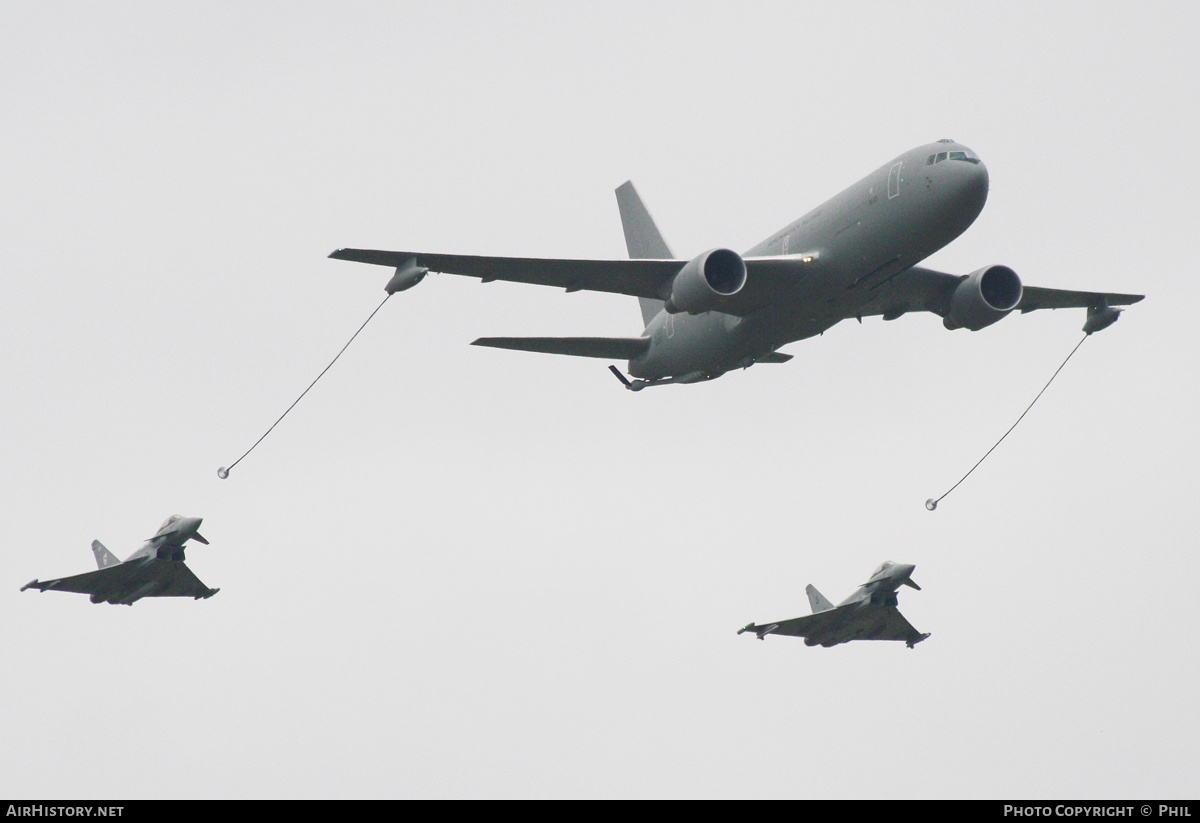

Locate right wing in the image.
[22,563,138,596]
[760,608,846,640]
[329,248,803,318]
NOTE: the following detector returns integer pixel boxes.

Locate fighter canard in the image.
[21,515,219,605]
[331,140,1143,390]
[739,562,929,649]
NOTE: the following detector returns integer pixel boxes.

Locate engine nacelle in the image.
[664,248,746,314]
[943,265,1023,331]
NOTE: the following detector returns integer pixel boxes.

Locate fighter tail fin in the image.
[806,584,835,614]
[615,181,672,327]
[91,540,120,569]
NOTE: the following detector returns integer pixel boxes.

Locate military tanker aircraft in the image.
[331,140,1142,390]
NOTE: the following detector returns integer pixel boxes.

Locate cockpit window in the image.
[926,149,980,165]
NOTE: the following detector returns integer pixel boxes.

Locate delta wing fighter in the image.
[22,515,219,605]
[740,562,928,648]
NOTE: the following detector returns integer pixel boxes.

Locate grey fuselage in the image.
[126,515,205,563]
[629,141,989,379]
[836,562,919,609]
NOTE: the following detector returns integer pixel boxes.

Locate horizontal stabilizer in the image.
[471,336,649,360]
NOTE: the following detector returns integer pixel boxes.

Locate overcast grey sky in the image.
[2,1,1196,798]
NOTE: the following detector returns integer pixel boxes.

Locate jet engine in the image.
[943,265,1023,330]
[664,248,746,314]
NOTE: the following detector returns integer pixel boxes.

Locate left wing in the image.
[861,265,1144,319]
[149,561,218,599]
[329,248,801,318]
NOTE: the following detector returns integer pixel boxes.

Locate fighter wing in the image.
[21,563,140,596]
[859,265,1144,319]
[762,604,923,646]
[22,560,216,600]
[149,561,217,598]
[759,608,847,640]
[329,249,798,318]
[848,605,925,644]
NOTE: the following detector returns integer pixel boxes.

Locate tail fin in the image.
[615,181,672,327]
[92,540,120,569]
[806,584,835,614]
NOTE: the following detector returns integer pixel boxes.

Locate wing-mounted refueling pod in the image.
[385,257,429,294]
[1083,299,1123,335]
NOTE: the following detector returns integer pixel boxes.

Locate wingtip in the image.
[907,632,931,648]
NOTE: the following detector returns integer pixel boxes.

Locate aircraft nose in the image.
[951,158,989,212]
[177,517,203,536]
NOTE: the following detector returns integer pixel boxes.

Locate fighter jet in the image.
[739,562,929,648]
[331,140,1142,391]
[21,515,219,605]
